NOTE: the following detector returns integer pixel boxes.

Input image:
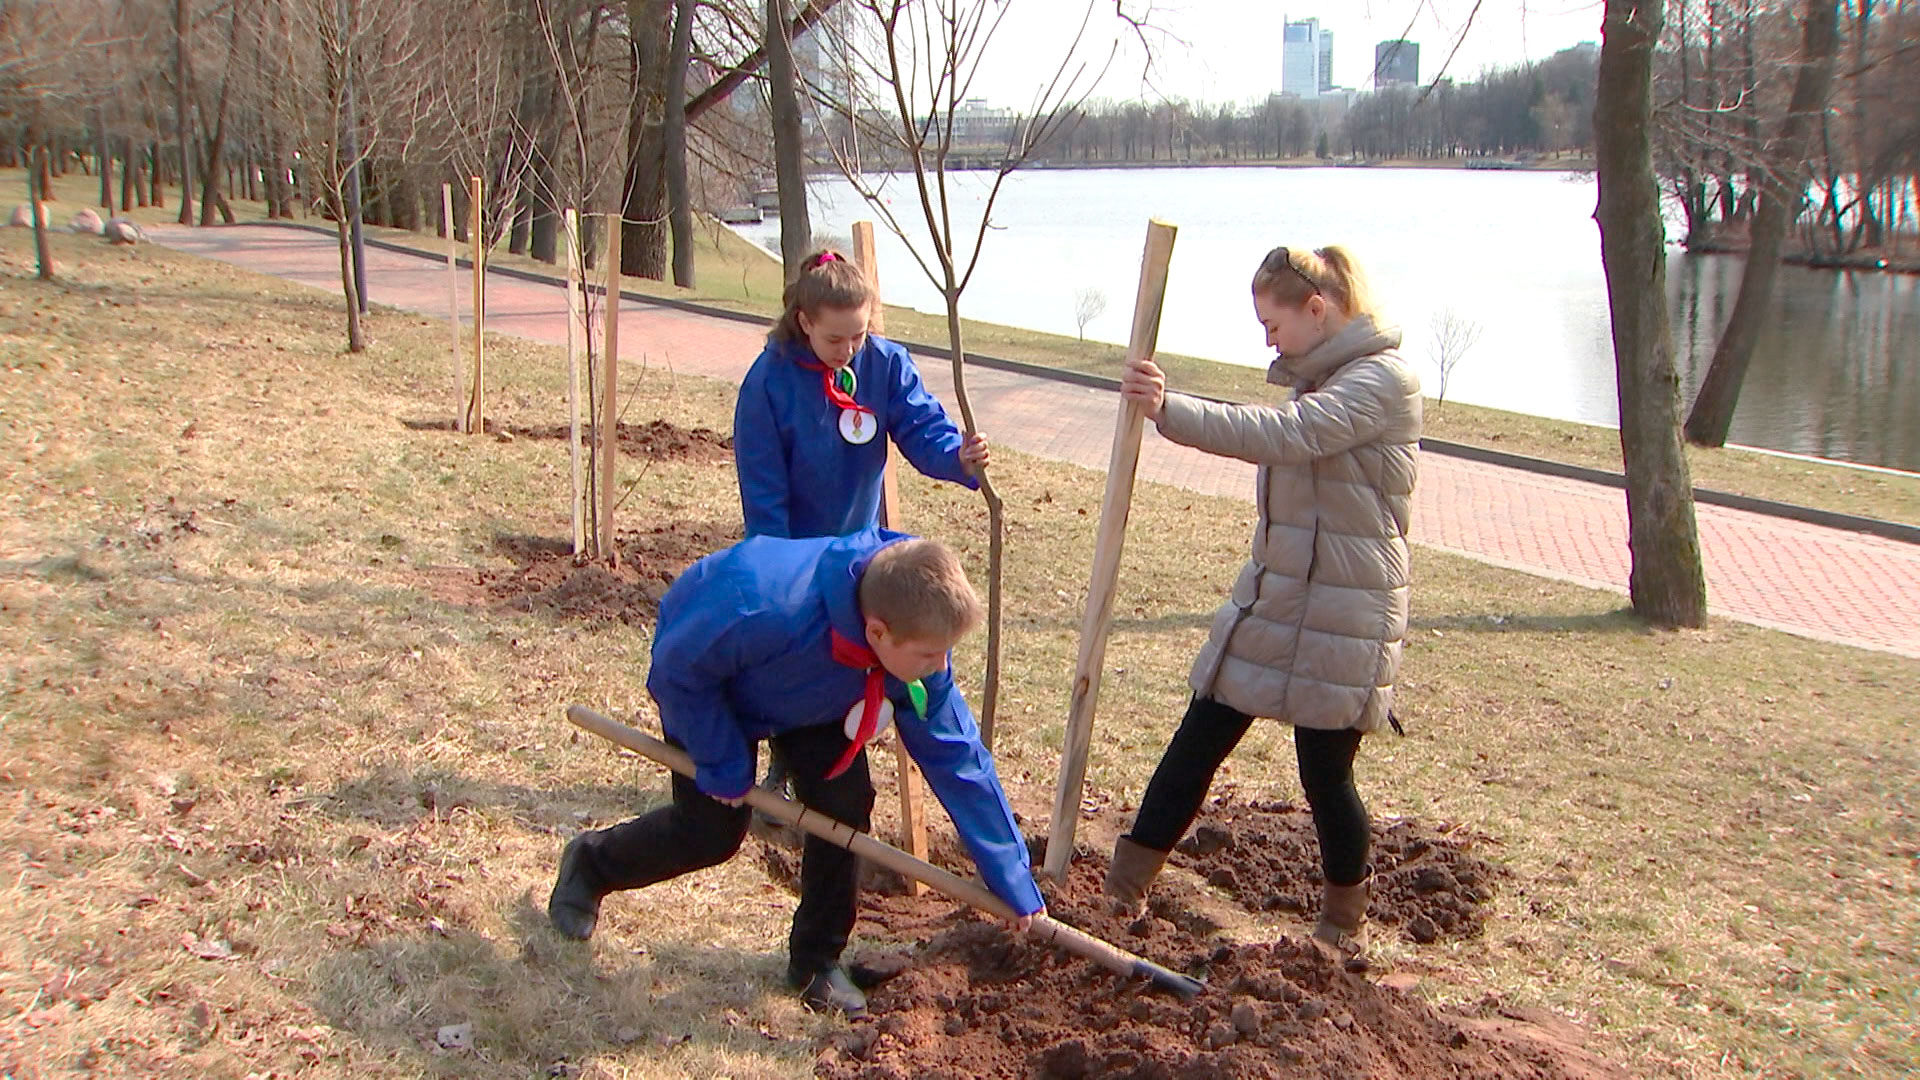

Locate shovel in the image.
[566,704,1204,1000]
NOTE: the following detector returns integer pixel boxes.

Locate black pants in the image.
[1127,696,1370,886]
[570,723,874,976]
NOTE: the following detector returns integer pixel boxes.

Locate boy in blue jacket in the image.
[548,531,1045,1018]
[733,249,990,540]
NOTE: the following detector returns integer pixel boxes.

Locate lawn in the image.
[2,223,1916,1079]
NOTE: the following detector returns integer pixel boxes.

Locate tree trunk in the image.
[120,136,137,211]
[174,0,196,225]
[665,0,695,287]
[198,7,241,228]
[509,183,533,253]
[529,151,560,262]
[621,0,670,279]
[336,208,367,352]
[1683,0,1840,448]
[35,145,54,200]
[96,111,114,209]
[937,294,1004,745]
[768,0,811,278]
[148,143,163,207]
[1594,0,1708,629]
[30,145,55,281]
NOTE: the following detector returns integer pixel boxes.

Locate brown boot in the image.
[1103,837,1170,915]
[1312,877,1370,954]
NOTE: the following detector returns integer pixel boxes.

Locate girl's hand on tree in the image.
[1121,356,1166,422]
[961,432,991,473]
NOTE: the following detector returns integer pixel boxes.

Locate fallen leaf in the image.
[181,933,236,961]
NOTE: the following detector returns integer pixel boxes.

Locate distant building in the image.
[1282,17,1329,100]
[1374,39,1419,87]
[948,98,1019,148]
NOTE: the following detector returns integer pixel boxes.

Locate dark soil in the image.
[813,837,1618,1080]
[476,519,740,625]
[728,793,1602,1079]
[1169,798,1503,944]
[505,419,731,462]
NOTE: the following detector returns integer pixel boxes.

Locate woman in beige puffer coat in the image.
[1104,245,1421,956]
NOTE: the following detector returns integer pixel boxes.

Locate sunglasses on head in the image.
[1272,247,1321,295]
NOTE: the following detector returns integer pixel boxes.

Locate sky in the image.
[946,0,1606,109]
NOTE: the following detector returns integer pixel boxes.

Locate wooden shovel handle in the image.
[565,705,1203,999]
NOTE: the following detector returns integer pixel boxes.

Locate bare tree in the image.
[1683,0,1842,448]
[1425,307,1482,408]
[824,0,1150,744]
[663,0,696,285]
[283,0,436,351]
[1,0,119,281]
[767,0,812,276]
[1594,0,1708,628]
[1072,286,1107,341]
[172,0,196,226]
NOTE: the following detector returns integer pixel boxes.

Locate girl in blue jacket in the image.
[733,249,990,539]
[547,531,1044,1018]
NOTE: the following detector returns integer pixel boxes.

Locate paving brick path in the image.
[151,225,1920,659]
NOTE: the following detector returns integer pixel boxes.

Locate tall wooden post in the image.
[442,183,465,433]
[854,220,926,889]
[597,213,622,562]
[565,209,586,556]
[1044,220,1178,881]
[466,176,485,435]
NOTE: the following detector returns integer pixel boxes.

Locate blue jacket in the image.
[733,335,977,538]
[645,530,1044,916]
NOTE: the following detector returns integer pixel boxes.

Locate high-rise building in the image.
[1374,39,1420,87]
[1281,17,1327,100]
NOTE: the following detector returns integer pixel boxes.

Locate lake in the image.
[730,166,1918,473]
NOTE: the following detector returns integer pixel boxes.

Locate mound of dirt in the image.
[820,844,1618,1080]
[478,520,740,624]
[506,419,731,462]
[1170,799,1502,944]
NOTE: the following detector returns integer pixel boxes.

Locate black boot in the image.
[548,835,607,940]
[789,963,868,1019]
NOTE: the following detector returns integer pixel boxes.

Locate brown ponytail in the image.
[1251,244,1378,318]
[772,249,874,342]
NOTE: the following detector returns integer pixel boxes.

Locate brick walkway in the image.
[151,225,1920,659]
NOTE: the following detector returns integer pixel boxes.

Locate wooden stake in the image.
[1043,220,1177,882]
[852,220,885,336]
[564,208,585,556]
[443,182,464,433]
[567,705,1203,998]
[467,176,485,435]
[855,219,926,890]
[598,213,621,562]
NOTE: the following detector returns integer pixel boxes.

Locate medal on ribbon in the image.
[803,360,878,445]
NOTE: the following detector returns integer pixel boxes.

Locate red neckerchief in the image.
[825,628,885,779]
[796,357,875,419]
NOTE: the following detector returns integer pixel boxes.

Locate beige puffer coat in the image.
[1156,315,1421,733]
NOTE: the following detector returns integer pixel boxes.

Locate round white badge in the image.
[844,696,894,743]
[838,407,877,445]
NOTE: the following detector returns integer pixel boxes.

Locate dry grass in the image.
[3,221,1918,1079]
[14,164,1911,526]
